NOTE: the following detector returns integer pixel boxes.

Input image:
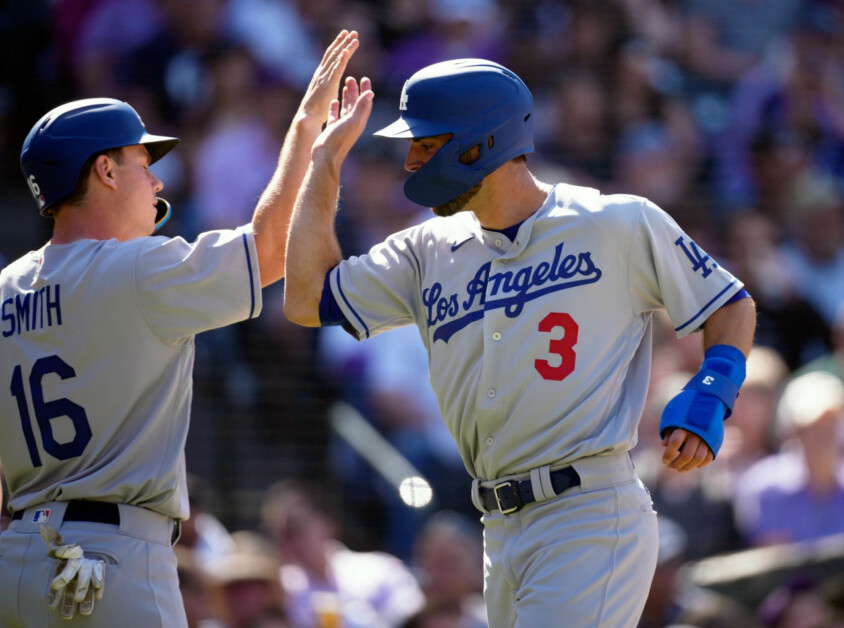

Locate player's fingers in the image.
[348,75,360,94]
[675,439,710,472]
[690,442,715,470]
[320,29,349,63]
[662,430,696,470]
[349,90,374,120]
[660,429,684,465]
[360,77,372,93]
[323,36,359,84]
[322,29,357,64]
[341,84,351,116]
[342,87,359,119]
[669,444,695,470]
[327,99,340,125]
[344,77,360,107]
[303,31,359,121]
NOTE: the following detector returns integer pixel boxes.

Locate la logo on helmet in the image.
[399,83,409,111]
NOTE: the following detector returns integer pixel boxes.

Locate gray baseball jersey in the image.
[0,226,262,520]
[327,183,743,481]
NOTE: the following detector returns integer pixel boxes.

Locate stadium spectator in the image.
[778,171,844,328]
[260,480,425,628]
[204,530,287,628]
[411,512,486,628]
[733,370,844,546]
[723,209,831,370]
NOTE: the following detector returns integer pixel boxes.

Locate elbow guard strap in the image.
[659,344,747,457]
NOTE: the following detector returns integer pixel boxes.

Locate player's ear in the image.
[92,153,118,190]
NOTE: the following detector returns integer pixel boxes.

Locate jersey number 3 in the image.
[10,355,92,467]
[534,312,579,381]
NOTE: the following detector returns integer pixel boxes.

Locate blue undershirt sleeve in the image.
[319,270,350,327]
[724,287,750,306]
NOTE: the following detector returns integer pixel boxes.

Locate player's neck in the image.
[473,166,553,230]
[50,203,127,244]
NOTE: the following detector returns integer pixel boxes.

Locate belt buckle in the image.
[494,481,521,514]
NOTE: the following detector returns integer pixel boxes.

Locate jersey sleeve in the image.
[328,229,422,340]
[628,198,743,337]
[134,225,263,341]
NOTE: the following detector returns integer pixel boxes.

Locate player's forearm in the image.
[283,155,343,326]
[252,113,325,287]
[702,296,757,356]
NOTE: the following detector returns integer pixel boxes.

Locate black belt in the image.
[12,501,120,524]
[479,466,581,514]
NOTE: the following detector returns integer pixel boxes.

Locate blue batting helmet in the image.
[374,59,534,207]
[20,98,180,229]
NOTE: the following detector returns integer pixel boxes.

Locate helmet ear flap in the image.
[404,138,486,207]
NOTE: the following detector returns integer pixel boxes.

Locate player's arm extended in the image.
[284,76,374,326]
[251,30,359,288]
[661,296,757,472]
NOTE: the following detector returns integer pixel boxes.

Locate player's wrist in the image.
[292,110,327,132]
[310,146,345,179]
[659,344,746,459]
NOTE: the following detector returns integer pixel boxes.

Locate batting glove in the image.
[40,524,106,619]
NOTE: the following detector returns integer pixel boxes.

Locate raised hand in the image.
[312,76,374,167]
[299,30,360,124]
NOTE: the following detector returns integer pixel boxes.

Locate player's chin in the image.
[431,183,481,217]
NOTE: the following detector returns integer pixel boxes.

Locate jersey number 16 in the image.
[10,355,92,467]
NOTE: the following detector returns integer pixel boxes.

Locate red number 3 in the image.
[534,312,579,381]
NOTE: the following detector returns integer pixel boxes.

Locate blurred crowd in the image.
[2,0,844,626]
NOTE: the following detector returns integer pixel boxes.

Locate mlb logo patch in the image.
[32,509,51,523]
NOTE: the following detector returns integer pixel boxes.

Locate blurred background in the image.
[2,0,844,626]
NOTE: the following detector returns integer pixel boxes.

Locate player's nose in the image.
[404,146,425,173]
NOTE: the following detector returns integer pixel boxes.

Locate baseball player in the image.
[283,59,756,627]
[0,30,361,626]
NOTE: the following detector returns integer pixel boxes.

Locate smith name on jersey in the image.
[2,282,62,337]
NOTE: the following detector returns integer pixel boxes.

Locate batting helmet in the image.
[20,98,180,229]
[374,59,534,207]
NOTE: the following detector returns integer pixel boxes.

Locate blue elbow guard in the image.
[659,344,746,457]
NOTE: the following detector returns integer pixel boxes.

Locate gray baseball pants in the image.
[474,452,659,628]
[0,501,186,627]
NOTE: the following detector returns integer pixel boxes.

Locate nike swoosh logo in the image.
[451,237,473,252]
